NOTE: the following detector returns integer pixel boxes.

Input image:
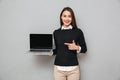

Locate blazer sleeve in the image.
[77,29,87,53]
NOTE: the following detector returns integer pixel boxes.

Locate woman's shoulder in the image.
[53,28,61,34]
[73,28,83,33]
[55,28,61,31]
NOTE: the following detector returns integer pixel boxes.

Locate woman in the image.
[53,7,87,80]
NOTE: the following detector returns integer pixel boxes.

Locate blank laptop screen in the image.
[30,34,52,49]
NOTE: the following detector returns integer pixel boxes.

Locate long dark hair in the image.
[60,7,78,28]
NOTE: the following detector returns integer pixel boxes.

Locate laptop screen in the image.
[30,34,53,49]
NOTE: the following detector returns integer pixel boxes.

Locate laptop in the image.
[29,34,53,52]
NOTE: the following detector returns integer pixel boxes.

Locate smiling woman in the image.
[60,7,77,28]
[61,10,72,27]
[53,7,87,80]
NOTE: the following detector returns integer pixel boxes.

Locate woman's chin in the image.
[64,24,70,27]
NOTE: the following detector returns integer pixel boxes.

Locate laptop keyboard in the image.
[30,49,51,52]
[39,49,51,52]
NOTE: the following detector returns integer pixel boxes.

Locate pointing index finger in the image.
[64,43,70,45]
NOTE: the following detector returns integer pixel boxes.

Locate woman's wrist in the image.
[76,45,80,51]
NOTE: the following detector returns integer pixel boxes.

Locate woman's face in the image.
[61,10,72,27]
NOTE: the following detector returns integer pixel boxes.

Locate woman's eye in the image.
[68,15,71,18]
[63,15,66,17]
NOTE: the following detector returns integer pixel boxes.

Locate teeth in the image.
[65,22,69,23]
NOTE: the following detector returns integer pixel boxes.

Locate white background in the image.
[0,0,120,80]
